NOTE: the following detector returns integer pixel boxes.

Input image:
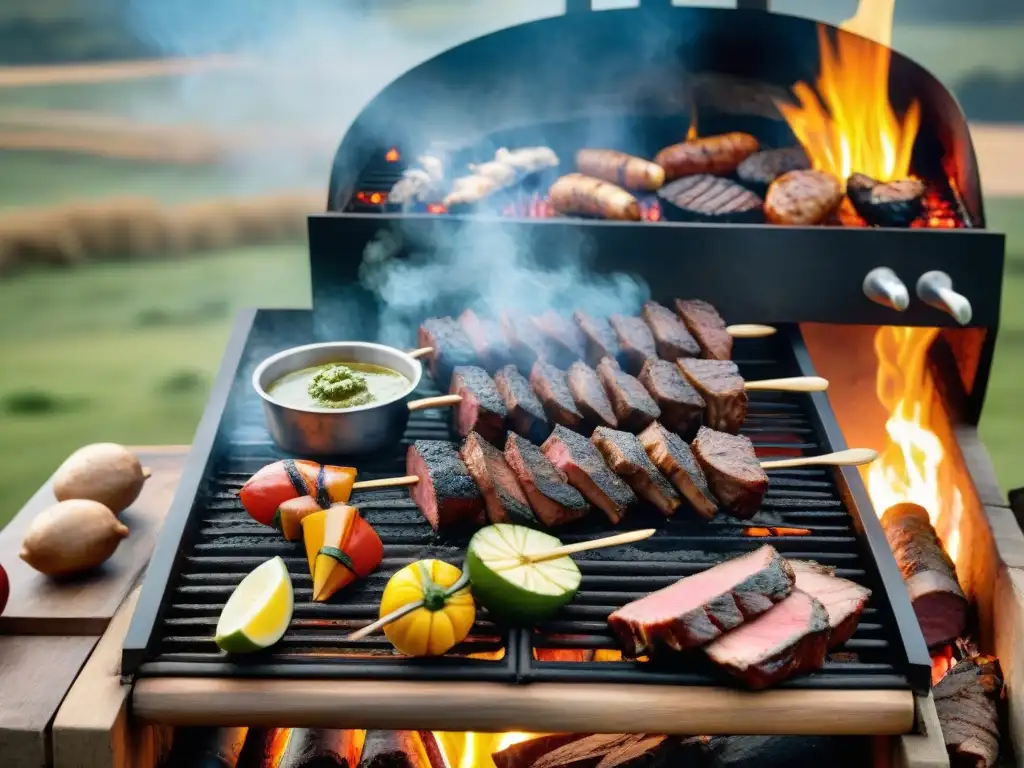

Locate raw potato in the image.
[53,443,149,515]
[20,500,129,576]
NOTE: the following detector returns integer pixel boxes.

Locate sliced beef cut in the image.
[591,426,681,516]
[704,589,830,689]
[692,426,767,519]
[501,311,556,370]
[678,358,747,433]
[533,310,586,368]
[407,440,484,531]
[573,310,622,366]
[607,544,794,656]
[608,314,658,373]
[449,365,506,444]
[674,298,733,361]
[458,309,512,372]
[789,561,872,648]
[638,422,718,520]
[641,301,701,361]
[542,425,637,523]
[417,317,478,387]
[504,433,590,527]
[567,361,617,429]
[637,358,705,437]
[494,364,550,443]
[596,356,661,432]
[461,431,537,527]
[530,361,585,432]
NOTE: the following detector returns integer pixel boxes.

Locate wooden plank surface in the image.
[0,446,187,636]
[893,695,950,768]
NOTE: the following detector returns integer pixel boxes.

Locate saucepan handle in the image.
[565,0,769,13]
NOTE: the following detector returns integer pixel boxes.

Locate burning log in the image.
[881,502,968,647]
[700,735,848,767]
[278,729,361,768]
[491,733,704,767]
[357,730,446,768]
[491,735,580,768]
[167,727,249,768]
[933,656,1003,768]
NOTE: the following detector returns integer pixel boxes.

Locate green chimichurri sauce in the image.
[268,362,411,410]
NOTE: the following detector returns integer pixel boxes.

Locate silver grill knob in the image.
[916,271,973,326]
[862,267,909,311]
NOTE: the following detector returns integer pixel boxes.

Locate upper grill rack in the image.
[125,309,930,693]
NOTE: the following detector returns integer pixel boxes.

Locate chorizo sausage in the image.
[764,169,842,226]
[548,173,641,221]
[654,132,760,180]
[575,149,665,191]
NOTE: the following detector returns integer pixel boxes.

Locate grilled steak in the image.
[764,169,843,226]
[542,425,637,523]
[846,172,925,228]
[504,433,590,526]
[639,422,717,520]
[691,426,768,519]
[573,310,622,366]
[461,431,537,527]
[533,310,586,368]
[637,358,705,437]
[607,545,794,656]
[596,357,661,432]
[494,364,550,443]
[789,561,872,648]
[641,300,701,360]
[530,361,585,432]
[609,314,658,373]
[449,366,507,444]
[704,589,830,689]
[675,298,733,361]
[657,175,764,224]
[677,358,747,433]
[417,317,478,387]
[567,361,617,429]
[458,309,512,372]
[502,311,556,370]
[591,426,681,516]
[407,440,484,530]
[736,146,811,193]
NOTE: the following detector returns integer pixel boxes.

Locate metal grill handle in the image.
[565,1,770,13]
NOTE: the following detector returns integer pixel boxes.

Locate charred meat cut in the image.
[641,301,700,360]
[736,146,811,193]
[501,311,556,370]
[654,132,760,180]
[674,298,733,361]
[609,314,658,373]
[567,361,617,429]
[764,169,843,226]
[677,358,747,434]
[639,422,717,520]
[407,440,484,530]
[458,309,512,372]
[846,172,925,228]
[637,358,705,437]
[607,545,794,656]
[461,431,537,527]
[449,366,507,444]
[573,310,622,367]
[530,361,585,432]
[542,425,637,523]
[417,317,478,387]
[494,364,550,443]
[691,426,768,519]
[657,175,764,224]
[596,357,661,432]
[504,433,590,526]
[591,426,681,516]
[704,589,830,689]
[533,310,586,368]
[789,561,872,648]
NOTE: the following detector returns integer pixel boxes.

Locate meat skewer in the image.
[639,422,717,520]
[494,364,550,443]
[573,311,623,366]
[596,356,661,432]
[530,361,586,433]
[591,426,682,516]
[532,310,587,368]
[637,358,705,437]
[458,309,513,372]
[641,300,700,360]
[608,314,658,373]
[542,425,637,523]
[504,433,591,527]
[566,361,618,429]
[460,431,538,527]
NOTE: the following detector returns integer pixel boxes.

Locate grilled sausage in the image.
[575,149,665,192]
[549,173,641,221]
[764,169,843,226]
[654,132,760,181]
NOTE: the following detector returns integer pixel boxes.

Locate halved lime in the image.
[466,524,582,625]
[214,556,294,653]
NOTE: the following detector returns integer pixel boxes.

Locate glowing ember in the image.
[434,731,537,767]
[744,526,813,537]
[385,147,400,162]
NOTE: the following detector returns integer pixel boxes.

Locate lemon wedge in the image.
[214,556,294,653]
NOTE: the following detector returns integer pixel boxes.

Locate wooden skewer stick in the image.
[725,324,777,339]
[346,570,470,642]
[351,475,420,491]
[760,448,878,470]
[407,394,462,411]
[408,346,434,360]
[520,528,657,565]
[744,375,829,392]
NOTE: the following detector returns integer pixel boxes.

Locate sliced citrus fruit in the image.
[214,556,294,653]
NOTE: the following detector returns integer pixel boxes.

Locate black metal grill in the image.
[123,309,931,694]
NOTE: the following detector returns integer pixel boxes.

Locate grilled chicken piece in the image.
[639,422,718,520]
[501,311,556,370]
[567,361,618,429]
[461,431,537,527]
[407,440,484,530]
[691,426,768,519]
[533,310,586,368]
[674,298,733,361]
[596,357,661,432]
[449,366,507,444]
[637,358,705,437]
[458,309,513,372]
[591,426,681,516]
[543,425,637,523]
[677,358,747,434]
[530,361,585,432]
[573,311,622,366]
[641,301,701,360]
[417,317,478,387]
[608,314,658,373]
[789,560,872,648]
[494,364,550,443]
[504,433,590,527]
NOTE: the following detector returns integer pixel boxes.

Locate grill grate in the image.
[126,309,929,693]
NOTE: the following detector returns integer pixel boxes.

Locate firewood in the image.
[701,735,850,767]
[934,658,1003,768]
[491,733,702,768]
[166,727,249,768]
[357,730,447,768]
[492,735,584,767]
[278,729,361,768]
[881,502,968,646]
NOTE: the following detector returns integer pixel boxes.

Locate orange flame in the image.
[385,147,400,163]
[434,731,537,767]
[686,107,699,141]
